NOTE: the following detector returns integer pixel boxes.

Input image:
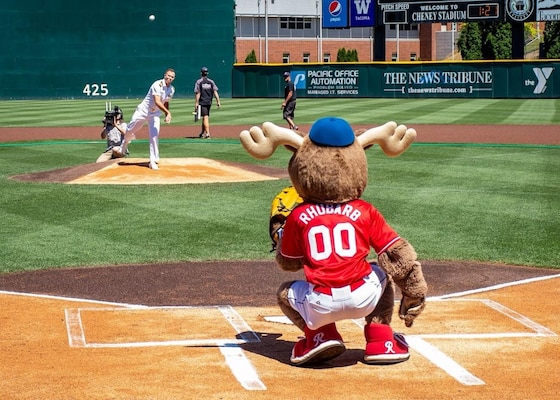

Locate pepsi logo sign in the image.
[329,1,342,17]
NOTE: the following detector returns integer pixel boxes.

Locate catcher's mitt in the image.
[269,186,303,251]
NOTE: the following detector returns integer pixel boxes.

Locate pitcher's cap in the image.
[309,117,355,147]
[201,66,208,73]
[282,71,290,78]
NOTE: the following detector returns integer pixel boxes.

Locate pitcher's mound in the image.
[12,158,288,185]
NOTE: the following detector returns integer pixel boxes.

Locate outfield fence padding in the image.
[0,1,235,100]
[232,61,559,99]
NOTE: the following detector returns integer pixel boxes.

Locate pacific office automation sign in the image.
[292,68,362,96]
[323,0,375,28]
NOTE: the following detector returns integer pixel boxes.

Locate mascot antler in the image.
[240,122,303,160]
[357,121,417,157]
[240,120,416,159]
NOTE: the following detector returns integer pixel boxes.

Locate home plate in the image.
[67,157,282,185]
[263,315,292,324]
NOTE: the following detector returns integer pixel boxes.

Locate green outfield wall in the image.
[232,61,560,99]
[0,1,235,100]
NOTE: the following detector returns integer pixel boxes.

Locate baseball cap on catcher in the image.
[282,71,290,78]
[309,117,355,147]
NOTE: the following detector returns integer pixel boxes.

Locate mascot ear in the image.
[240,122,303,160]
[357,121,416,157]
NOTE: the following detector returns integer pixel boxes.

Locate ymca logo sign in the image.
[524,67,554,95]
[532,67,554,94]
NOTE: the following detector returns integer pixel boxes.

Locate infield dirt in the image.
[0,124,558,399]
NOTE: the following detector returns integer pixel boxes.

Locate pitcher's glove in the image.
[269,186,303,251]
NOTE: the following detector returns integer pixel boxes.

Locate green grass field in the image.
[0,98,558,273]
[1,97,560,127]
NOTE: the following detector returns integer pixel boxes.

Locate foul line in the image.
[430,273,560,300]
[406,337,485,386]
[0,289,147,308]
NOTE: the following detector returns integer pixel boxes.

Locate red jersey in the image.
[280,199,400,288]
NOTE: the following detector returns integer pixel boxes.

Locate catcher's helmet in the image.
[113,105,124,120]
[102,105,124,126]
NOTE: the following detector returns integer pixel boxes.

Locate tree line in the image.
[458,21,559,60]
[243,22,560,62]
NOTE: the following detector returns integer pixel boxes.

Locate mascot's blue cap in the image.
[309,117,355,147]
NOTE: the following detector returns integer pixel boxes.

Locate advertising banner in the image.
[536,0,560,21]
[233,61,559,99]
[382,66,495,97]
[376,0,504,24]
[350,0,376,26]
[323,0,349,28]
[296,67,362,97]
[375,0,557,23]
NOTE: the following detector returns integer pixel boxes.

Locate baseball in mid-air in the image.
[149,14,155,21]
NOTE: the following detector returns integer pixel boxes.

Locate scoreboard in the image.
[468,3,500,19]
[322,0,550,28]
[377,0,504,24]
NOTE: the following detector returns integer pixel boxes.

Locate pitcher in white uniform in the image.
[120,68,175,170]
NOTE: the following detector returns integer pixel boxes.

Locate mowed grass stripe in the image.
[0,141,558,271]
[1,98,560,127]
[501,98,559,124]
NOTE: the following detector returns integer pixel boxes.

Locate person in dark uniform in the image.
[194,66,221,138]
[281,71,298,130]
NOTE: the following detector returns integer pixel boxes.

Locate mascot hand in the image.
[399,296,426,327]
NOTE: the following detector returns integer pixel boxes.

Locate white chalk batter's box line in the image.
[264,298,557,387]
[65,305,267,391]
[64,305,261,349]
[412,298,556,339]
[65,299,556,349]
[64,299,557,389]
[267,298,557,338]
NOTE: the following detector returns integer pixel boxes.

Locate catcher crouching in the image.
[241,117,427,366]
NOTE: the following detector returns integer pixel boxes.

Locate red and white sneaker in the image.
[363,323,410,365]
[290,323,346,366]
